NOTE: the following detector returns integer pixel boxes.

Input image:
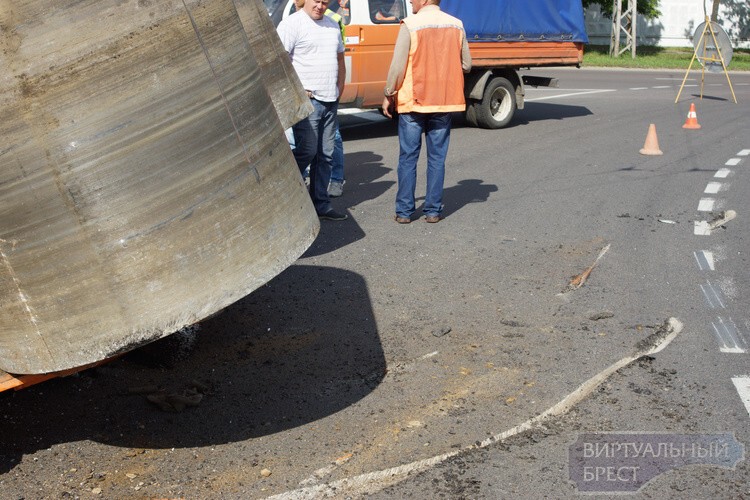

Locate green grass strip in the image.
[583,44,750,71]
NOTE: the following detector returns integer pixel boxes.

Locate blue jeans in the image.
[292,98,338,214]
[395,112,451,219]
[330,125,344,184]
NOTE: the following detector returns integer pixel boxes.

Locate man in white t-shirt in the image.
[277,0,347,221]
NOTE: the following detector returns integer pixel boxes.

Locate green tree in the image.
[582,0,661,19]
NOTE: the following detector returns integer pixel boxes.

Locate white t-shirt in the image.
[277,10,344,102]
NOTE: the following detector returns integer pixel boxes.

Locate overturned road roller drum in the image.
[0,0,317,375]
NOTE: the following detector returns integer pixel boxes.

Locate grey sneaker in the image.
[328,180,344,197]
[318,209,348,221]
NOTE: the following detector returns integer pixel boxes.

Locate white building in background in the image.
[585,1,749,48]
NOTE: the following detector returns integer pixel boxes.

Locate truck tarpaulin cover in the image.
[441,0,589,43]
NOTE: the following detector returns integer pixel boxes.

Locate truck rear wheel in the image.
[467,77,516,129]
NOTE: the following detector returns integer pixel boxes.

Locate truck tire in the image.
[468,77,516,129]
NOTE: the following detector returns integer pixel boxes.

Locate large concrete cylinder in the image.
[0,0,317,374]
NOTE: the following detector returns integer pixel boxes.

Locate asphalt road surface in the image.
[2,68,749,499]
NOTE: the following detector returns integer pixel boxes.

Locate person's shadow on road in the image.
[416,178,498,219]
[339,150,394,208]
[302,150,394,257]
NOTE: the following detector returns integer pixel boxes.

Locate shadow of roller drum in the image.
[0,0,317,375]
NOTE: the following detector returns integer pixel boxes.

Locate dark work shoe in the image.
[318,209,348,221]
[394,215,411,224]
[424,215,442,223]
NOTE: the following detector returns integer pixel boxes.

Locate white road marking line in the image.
[524,89,616,102]
[726,158,742,166]
[731,377,750,416]
[723,347,747,354]
[712,320,733,351]
[629,87,648,90]
[704,182,722,194]
[694,221,711,236]
[712,317,747,353]
[693,250,715,271]
[339,111,387,123]
[652,85,671,89]
[338,108,367,115]
[698,198,715,212]
[715,168,731,178]
[271,319,683,499]
[700,282,726,309]
[738,150,750,156]
[526,87,610,91]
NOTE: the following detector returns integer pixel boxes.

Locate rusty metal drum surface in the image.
[0,0,317,374]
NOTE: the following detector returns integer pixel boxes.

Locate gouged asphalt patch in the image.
[267,318,683,499]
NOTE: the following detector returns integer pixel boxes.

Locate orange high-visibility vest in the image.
[397,9,466,114]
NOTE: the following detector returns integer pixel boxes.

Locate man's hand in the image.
[382,95,395,119]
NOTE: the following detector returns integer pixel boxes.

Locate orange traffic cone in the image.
[640,123,663,155]
[682,103,701,129]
